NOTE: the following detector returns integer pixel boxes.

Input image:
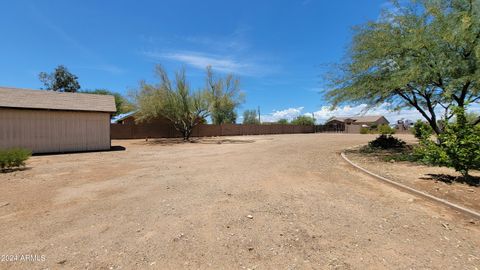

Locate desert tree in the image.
[277,118,289,124]
[39,65,80,92]
[136,65,210,141]
[81,89,134,116]
[291,115,315,126]
[242,109,260,124]
[325,0,480,134]
[206,66,245,124]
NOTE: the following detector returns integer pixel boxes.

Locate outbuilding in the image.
[0,87,116,154]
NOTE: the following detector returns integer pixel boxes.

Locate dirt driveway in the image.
[0,134,479,269]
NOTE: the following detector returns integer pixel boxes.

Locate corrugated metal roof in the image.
[0,86,116,113]
[111,111,137,123]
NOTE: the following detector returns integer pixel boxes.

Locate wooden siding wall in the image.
[0,108,111,154]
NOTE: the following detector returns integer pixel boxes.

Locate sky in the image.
[0,0,462,123]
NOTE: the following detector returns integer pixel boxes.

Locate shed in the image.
[0,87,116,154]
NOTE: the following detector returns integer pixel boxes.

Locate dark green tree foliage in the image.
[206,66,245,124]
[277,118,289,124]
[291,115,315,126]
[242,110,260,124]
[39,65,80,92]
[368,135,406,149]
[136,65,210,141]
[412,120,434,139]
[81,89,134,116]
[326,0,480,135]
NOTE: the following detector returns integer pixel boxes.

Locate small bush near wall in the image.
[0,148,31,172]
[360,127,370,134]
[368,135,406,149]
[377,124,395,135]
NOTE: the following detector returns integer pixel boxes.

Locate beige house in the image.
[0,87,116,154]
[324,115,389,133]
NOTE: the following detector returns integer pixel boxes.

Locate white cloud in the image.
[261,107,304,122]
[260,103,480,124]
[262,102,480,124]
[182,26,251,52]
[140,25,277,77]
[162,52,248,73]
[143,50,275,76]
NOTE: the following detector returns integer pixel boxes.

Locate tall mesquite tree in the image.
[242,110,260,124]
[39,65,80,93]
[206,66,245,124]
[326,0,480,134]
[136,65,210,141]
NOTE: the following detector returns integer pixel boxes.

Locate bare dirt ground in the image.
[0,134,479,269]
[345,143,480,214]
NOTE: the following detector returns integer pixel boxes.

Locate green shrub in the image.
[415,108,480,183]
[291,115,315,125]
[368,135,406,149]
[412,120,433,140]
[377,124,395,135]
[0,148,31,172]
[360,127,370,134]
[277,118,289,124]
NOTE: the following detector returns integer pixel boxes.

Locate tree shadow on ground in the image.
[197,139,255,144]
[0,167,31,174]
[420,174,480,187]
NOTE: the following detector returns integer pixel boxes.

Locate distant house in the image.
[0,87,116,154]
[324,115,389,133]
[396,119,414,131]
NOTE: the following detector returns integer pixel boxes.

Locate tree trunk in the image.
[473,117,480,126]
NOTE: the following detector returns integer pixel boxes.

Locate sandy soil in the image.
[345,137,480,214]
[0,134,479,269]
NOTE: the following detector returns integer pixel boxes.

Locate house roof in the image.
[326,115,388,124]
[0,86,116,113]
[111,111,137,123]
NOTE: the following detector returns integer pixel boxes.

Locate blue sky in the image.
[1,0,433,123]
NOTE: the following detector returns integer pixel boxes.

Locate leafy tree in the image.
[326,0,480,135]
[81,89,134,116]
[136,65,210,141]
[242,110,260,124]
[291,115,315,126]
[39,65,80,92]
[277,118,289,124]
[465,111,480,125]
[412,120,434,140]
[377,124,395,135]
[206,66,245,124]
[416,107,480,184]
